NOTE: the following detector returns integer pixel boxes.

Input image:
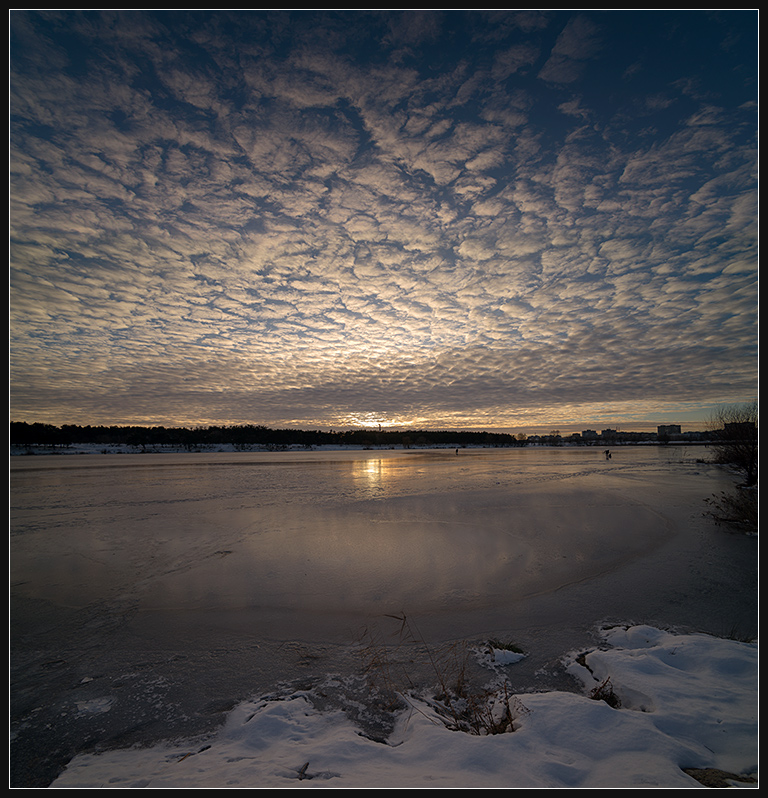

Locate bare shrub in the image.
[589,676,622,708]
[356,613,529,736]
[704,487,757,535]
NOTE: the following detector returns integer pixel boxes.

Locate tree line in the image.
[9,421,528,450]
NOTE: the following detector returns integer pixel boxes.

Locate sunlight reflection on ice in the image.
[10,447,722,640]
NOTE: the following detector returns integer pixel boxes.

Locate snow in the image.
[51,625,757,789]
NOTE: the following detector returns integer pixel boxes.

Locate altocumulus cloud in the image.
[10,10,757,432]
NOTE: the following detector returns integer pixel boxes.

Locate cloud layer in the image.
[10,11,757,431]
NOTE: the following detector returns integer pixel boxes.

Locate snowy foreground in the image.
[52,625,757,789]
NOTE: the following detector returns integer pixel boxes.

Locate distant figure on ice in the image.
[604,449,612,460]
[455,448,459,455]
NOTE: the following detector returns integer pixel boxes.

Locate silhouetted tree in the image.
[708,401,758,486]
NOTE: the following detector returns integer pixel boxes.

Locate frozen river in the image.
[10,446,757,786]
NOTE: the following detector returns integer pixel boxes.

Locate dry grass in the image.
[704,487,758,535]
[588,676,622,708]
[355,613,529,736]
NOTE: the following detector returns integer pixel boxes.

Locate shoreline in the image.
[43,624,761,789]
[10,439,710,456]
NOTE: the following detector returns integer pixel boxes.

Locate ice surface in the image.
[10,446,757,787]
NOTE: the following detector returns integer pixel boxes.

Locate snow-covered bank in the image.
[51,625,757,789]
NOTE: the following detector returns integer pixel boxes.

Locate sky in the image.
[9,10,758,434]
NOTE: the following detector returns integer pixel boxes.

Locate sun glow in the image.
[341,413,415,430]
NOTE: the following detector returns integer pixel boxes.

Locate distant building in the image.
[581,429,599,439]
[657,424,681,436]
